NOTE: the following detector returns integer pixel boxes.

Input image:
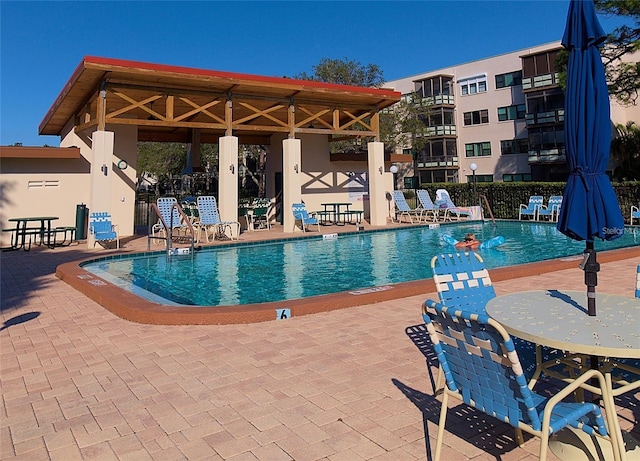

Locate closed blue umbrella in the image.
[557,0,625,316]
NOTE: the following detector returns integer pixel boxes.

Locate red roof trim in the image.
[82,55,400,97]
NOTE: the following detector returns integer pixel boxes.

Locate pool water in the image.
[83,222,640,307]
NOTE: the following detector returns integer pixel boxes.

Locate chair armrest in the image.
[541,368,610,436]
[422,299,444,318]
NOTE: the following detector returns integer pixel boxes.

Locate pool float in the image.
[442,234,505,249]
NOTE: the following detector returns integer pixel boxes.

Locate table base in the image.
[549,427,639,460]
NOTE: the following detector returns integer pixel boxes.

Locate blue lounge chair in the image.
[197,196,240,241]
[292,203,319,232]
[631,204,640,225]
[518,195,543,220]
[415,190,440,222]
[392,190,424,223]
[89,212,119,249]
[421,302,617,461]
[537,195,563,222]
[434,189,471,221]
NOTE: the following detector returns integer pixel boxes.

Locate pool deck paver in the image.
[1,223,639,460]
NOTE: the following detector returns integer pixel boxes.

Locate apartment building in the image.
[384,41,639,185]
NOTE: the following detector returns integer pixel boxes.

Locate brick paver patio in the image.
[1,227,638,460]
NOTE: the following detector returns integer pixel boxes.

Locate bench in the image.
[52,226,76,246]
[2,227,41,251]
[338,210,363,225]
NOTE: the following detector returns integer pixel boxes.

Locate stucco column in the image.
[283,138,301,233]
[89,130,114,247]
[218,136,239,237]
[367,141,387,226]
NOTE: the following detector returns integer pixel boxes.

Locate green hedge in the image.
[414,181,640,221]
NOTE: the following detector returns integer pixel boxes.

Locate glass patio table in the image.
[487,290,640,461]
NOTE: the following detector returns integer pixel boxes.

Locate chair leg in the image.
[434,391,449,461]
[539,430,549,461]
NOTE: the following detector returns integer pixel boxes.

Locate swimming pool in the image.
[82,221,640,308]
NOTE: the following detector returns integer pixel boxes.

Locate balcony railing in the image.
[421,94,455,106]
[417,125,457,137]
[522,72,559,90]
[528,148,566,164]
[416,156,459,168]
[525,109,564,126]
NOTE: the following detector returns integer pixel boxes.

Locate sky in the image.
[1,0,632,147]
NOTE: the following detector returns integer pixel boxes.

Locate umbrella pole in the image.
[580,241,600,316]
[581,241,601,392]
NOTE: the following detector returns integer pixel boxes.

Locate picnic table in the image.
[320,203,363,225]
[4,216,59,251]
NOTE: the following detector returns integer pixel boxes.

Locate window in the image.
[465,142,491,157]
[503,173,533,182]
[414,75,454,97]
[466,174,493,183]
[528,126,564,152]
[459,74,487,95]
[522,50,560,78]
[415,139,459,168]
[463,109,489,126]
[501,139,529,155]
[497,104,526,121]
[495,71,522,88]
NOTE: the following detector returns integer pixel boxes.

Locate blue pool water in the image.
[83,221,640,307]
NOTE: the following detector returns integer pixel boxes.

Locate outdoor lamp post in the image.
[389,164,398,190]
[470,162,478,205]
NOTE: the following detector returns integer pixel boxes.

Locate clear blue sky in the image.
[0,0,631,146]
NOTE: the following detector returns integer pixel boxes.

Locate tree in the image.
[557,1,640,104]
[379,94,431,154]
[294,57,385,88]
[137,142,187,195]
[595,0,640,105]
[610,121,640,180]
[294,57,429,155]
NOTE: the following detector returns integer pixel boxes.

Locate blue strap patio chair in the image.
[89,212,119,249]
[434,189,471,221]
[415,190,440,222]
[421,302,618,461]
[251,198,271,230]
[392,190,424,224]
[196,196,240,241]
[537,195,563,222]
[155,197,196,243]
[292,203,320,232]
[631,204,640,225]
[518,195,543,220]
[427,252,562,384]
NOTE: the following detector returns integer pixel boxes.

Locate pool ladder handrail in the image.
[147,202,196,256]
[478,195,497,226]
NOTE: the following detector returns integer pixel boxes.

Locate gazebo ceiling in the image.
[40,56,401,144]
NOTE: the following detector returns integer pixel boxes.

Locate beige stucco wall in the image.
[1,123,138,247]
